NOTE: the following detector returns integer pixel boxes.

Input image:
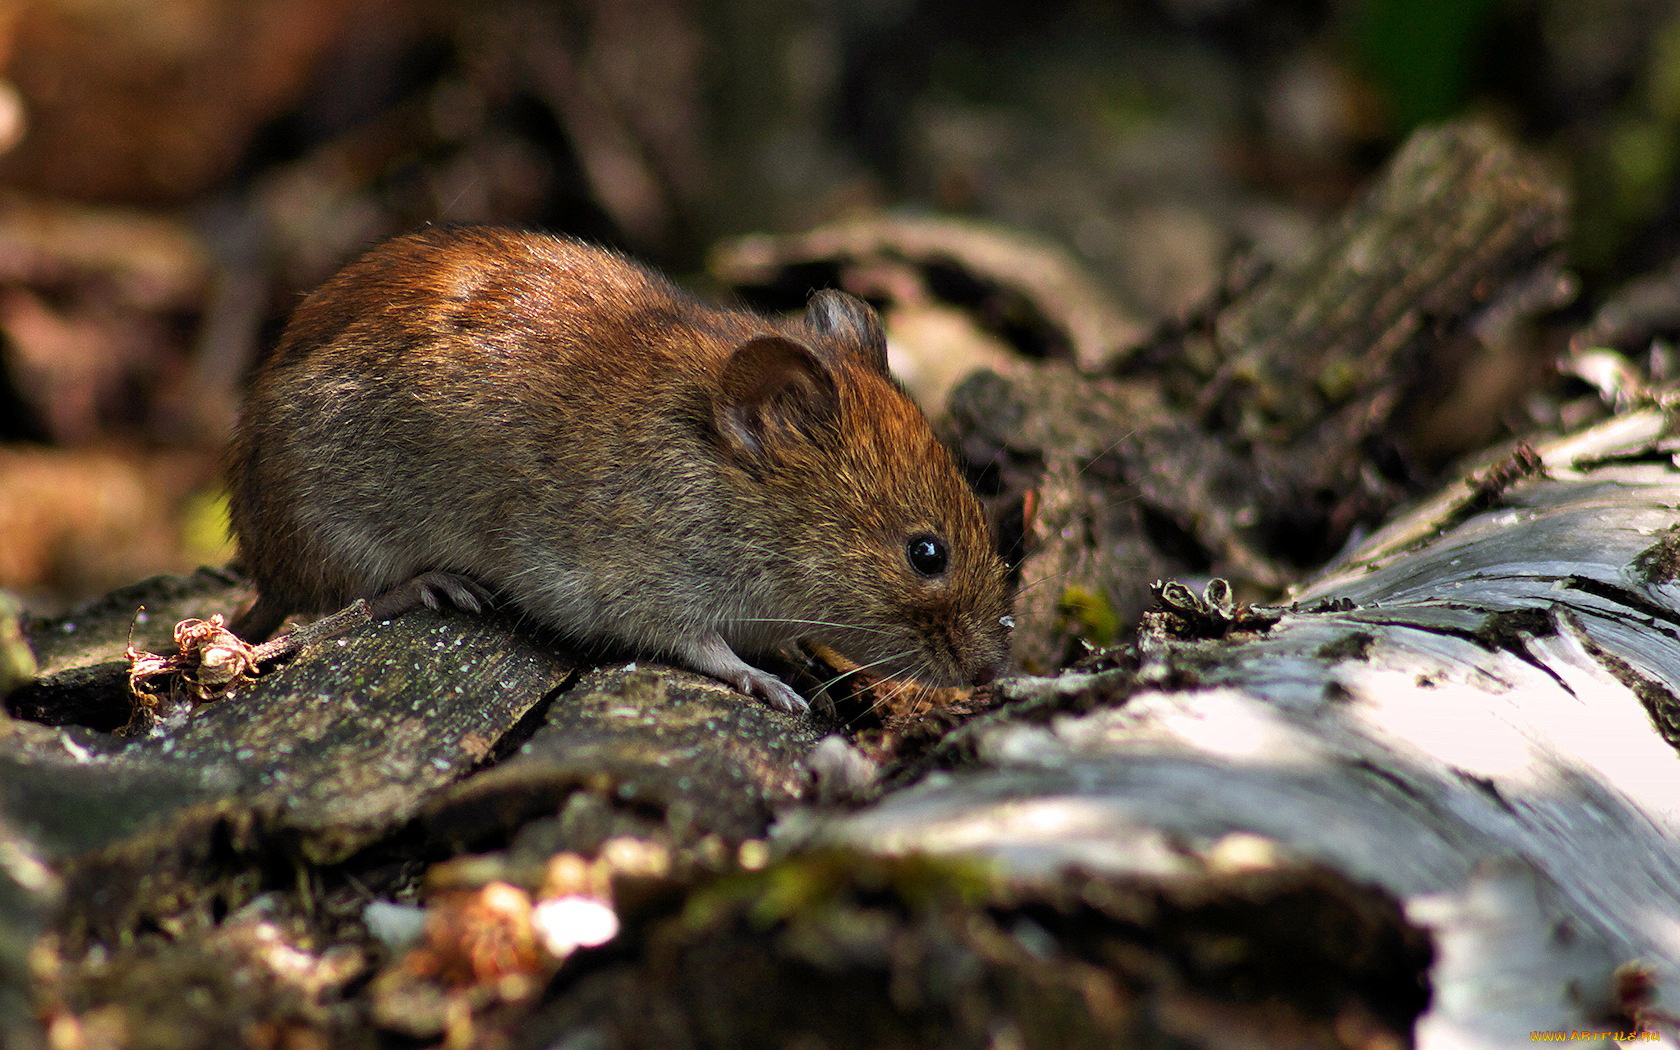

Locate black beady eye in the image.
[906,534,949,577]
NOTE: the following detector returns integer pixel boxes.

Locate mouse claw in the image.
[412,571,494,614]
[722,662,810,715]
[367,571,493,621]
[677,633,809,714]
[751,672,810,715]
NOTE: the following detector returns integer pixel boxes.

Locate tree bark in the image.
[820,405,1680,1044]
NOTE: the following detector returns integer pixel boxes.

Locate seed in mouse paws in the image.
[227,226,1016,710]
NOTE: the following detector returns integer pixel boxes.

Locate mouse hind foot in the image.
[366,571,494,622]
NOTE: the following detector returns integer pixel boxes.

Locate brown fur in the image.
[227,226,1012,702]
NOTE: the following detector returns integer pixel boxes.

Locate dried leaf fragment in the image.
[124,613,259,732]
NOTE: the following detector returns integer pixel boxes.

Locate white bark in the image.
[817,406,1680,1047]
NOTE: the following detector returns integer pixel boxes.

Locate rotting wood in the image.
[3,595,575,944]
[422,663,830,851]
[949,121,1572,675]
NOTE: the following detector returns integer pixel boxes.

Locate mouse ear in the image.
[805,289,888,374]
[713,336,840,464]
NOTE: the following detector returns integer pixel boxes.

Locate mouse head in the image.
[710,290,1013,687]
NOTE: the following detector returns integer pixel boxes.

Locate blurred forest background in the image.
[2,0,1678,613]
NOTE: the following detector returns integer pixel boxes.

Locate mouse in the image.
[225,225,1013,714]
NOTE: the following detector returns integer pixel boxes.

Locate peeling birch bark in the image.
[816,406,1680,1046]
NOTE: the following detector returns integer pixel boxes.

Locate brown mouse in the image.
[226,225,1013,714]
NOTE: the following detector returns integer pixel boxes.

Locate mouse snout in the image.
[965,649,1008,686]
[957,617,1012,686]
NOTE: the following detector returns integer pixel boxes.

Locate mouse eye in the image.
[906,534,949,577]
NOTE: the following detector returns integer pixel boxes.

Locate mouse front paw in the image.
[675,633,810,715]
[743,668,811,715]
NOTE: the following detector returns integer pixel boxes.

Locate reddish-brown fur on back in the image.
[228,226,1012,700]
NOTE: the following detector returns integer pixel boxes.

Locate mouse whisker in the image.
[812,645,923,708]
[811,646,913,694]
[1009,574,1076,603]
[726,616,896,637]
[1010,562,1110,599]
[858,670,925,727]
[1070,428,1139,483]
[819,646,946,727]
